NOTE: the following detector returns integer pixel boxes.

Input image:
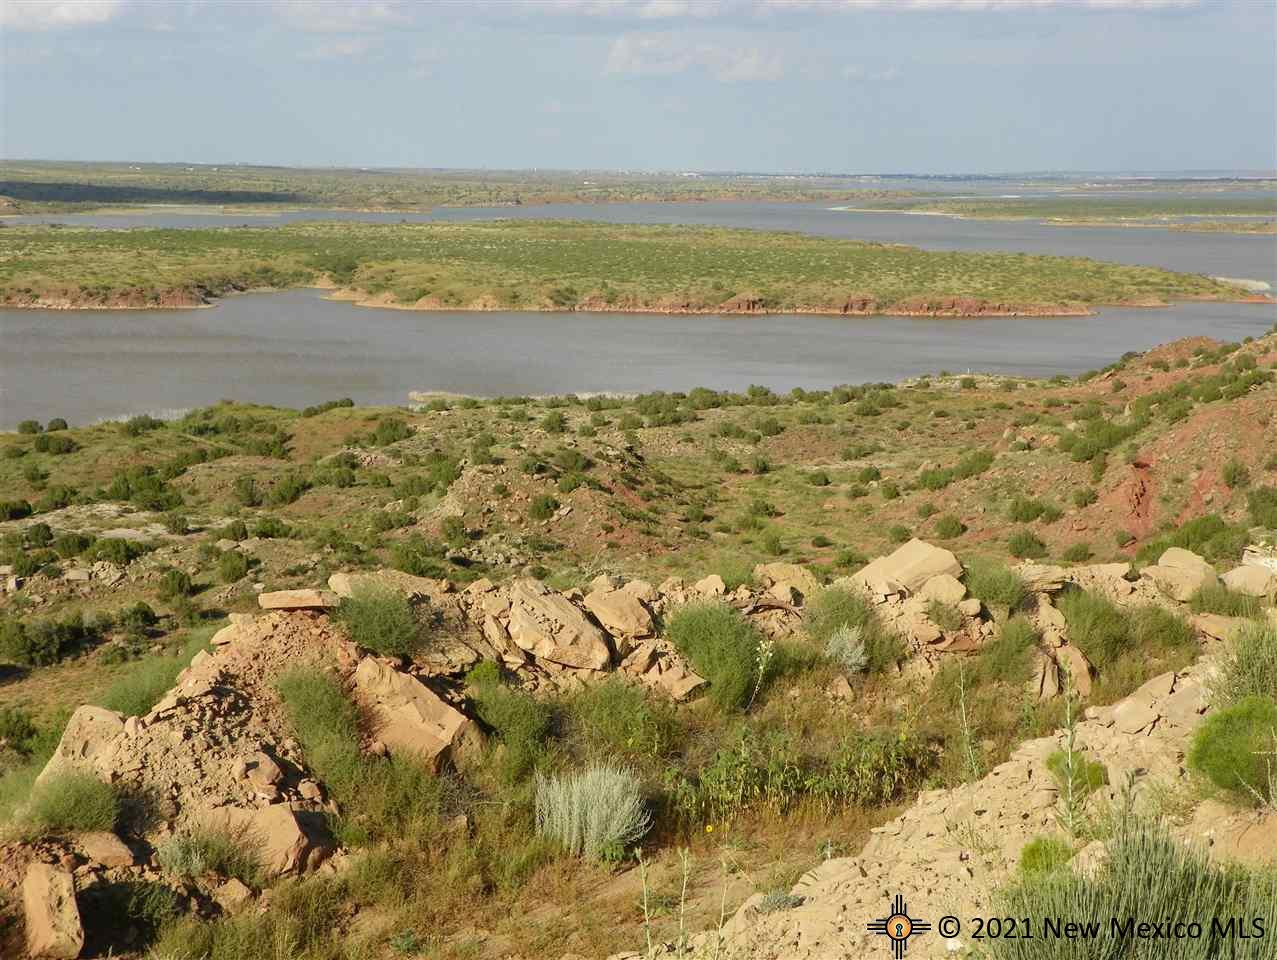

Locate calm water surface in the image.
[3,289,1273,428]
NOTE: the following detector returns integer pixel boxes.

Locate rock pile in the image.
[627,660,1273,960]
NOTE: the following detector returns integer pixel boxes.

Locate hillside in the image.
[1,329,1276,959]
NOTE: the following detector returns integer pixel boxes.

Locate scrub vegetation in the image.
[0,219,1240,314]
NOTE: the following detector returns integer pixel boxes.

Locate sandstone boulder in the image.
[693,574,726,597]
[353,657,482,769]
[584,588,654,640]
[78,831,134,868]
[851,539,961,595]
[209,805,332,879]
[1055,645,1093,697]
[1015,563,1068,594]
[622,579,659,603]
[258,589,338,610]
[918,573,965,604]
[1221,565,1277,599]
[1193,613,1244,642]
[1142,548,1218,602]
[329,569,451,603]
[23,863,83,959]
[35,705,125,786]
[507,579,612,670]
[752,563,820,603]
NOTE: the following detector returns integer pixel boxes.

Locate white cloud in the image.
[605,32,783,80]
[1,0,126,30]
[764,0,1198,9]
[271,0,406,34]
[521,0,729,19]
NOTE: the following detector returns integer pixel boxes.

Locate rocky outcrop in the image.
[851,538,962,595]
[583,587,654,645]
[207,805,332,879]
[353,656,482,769]
[753,562,821,603]
[505,578,612,670]
[23,863,83,959]
[258,589,338,610]
[1141,547,1219,602]
[1221,564,1277,599]
[675,664,1230,960]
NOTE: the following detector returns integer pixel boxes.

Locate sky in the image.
[1,0,1274,175]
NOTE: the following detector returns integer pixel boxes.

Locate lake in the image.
[2,289,1272,428]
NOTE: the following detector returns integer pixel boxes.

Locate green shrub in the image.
[925,599,963,633]
[52,532,93,558]
[336,585,422,658]
[158,567,192,600]
[1008,529,1047,559]
[1249,485,1277,528]
[934,515,965,539]
[17,419,41,434]
[965,559,1028,611]
[1019,835,1074,876]
[534,765,651,862]
[665,603,762,711]
[1188,583,1260,618]
[1071,487,1098,508]
[389,534,446,578]
[713,556,755,591]
[1046,747,1108,798]
[467,663,554,782]
[23,771,119,835]
[1061,542,1092,562]
[0,614,97,667]
[157,827,263,886]
[373,418,412,446]
[232,475,261,507]
[570,678,681,761]
[1211,621,1277,706]
[0,500,33,521]
[85,536,145,566]
[1008,497,1050,523]
[1127,604,1195,656]
[277,668,442,845]
[541,411,567,433]
[1135,514,1247,564]
[887,524,911,544]
[1221,459,1251,489]
[268,472,310,506]
[528,495,560,520]
[804,587,903,674]
[95,633,212,717]
[989,818,1276,960]
[809,729,933,811]
[1058,590,1129,668]
[979,617,1040,684]
[217,550,250,583]
[1188,696,1277,805]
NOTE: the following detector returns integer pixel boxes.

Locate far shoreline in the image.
[4,283,1275,318]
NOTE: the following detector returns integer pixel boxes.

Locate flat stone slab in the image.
[257,589,339,610]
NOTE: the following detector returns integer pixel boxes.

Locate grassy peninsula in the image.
[0,160,913,213]
[838,195,1277,233]
[0,220,1245,316]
